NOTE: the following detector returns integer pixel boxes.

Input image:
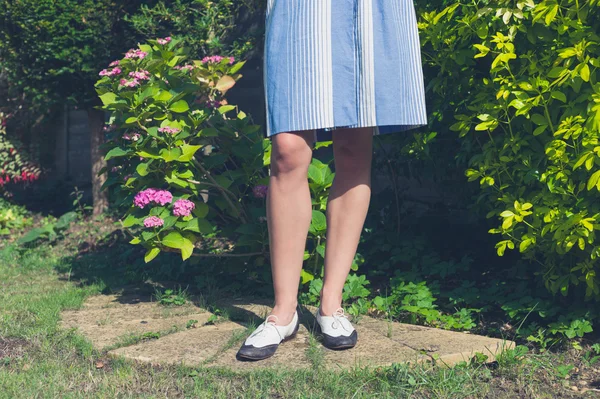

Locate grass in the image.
[1,219,599,398]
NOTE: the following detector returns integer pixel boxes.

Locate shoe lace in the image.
[331,308,353,332]
[249,314,280,339]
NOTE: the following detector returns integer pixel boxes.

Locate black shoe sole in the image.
[236,319,301,361]
[315,320,358,350]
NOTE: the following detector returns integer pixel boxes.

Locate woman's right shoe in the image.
[315,307,358,350]
[236,310,300,361]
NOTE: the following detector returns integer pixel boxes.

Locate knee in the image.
[271,133,313,175]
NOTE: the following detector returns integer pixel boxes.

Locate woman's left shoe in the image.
[315,307,358,350]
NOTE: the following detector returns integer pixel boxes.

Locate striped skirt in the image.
[263,0,428,143]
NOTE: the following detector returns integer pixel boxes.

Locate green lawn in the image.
[0,218,598,398]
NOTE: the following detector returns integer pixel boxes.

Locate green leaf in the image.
[308,164,325,185]
[136,162,150,176]
[545,4,558,25]
[310,210,327,232]
[159,147,182,162]
[580,63,590,82]
[155,90,173,102]
[533,125,547,136]
[99,92,117,106]
[550,91,567,103]
[178,144,202,162]
[182,218,213,234]
[162,231,186,249]
[531,114,547,125]
[192,202,209,218]
[300,269,314,284]
[217,105,236,114]
[137,149,161,159]
[587,170,600,191]
[169,100,190,113]
[145,247,160,263]
[180,237,194,260]
[105,147,128,160]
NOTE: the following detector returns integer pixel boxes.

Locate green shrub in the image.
[125,0,262,62]
[95,36,268,262]
[0,198,32,236]
[419,0,600,300]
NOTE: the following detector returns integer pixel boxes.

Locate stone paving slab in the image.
[358,317,515,366]
[60,294,210,349]
[214,298,514,368]
[60,293,516,371]
[109,322,245,366]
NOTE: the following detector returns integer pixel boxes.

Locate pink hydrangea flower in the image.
[143,216,164,228]
[157,36,172,45]
[158,126,181,135]
[253,185,268,198]
[133,188,157,208]
[129,70,151,80]
[173,199,196,217]
[200,55,235,65]
[120,78,141,88]
[99,67,121,77]
[174,64,195,72]
[133,188,173,208]
[125,49,148,60]
[109,60,120,67]
[153,190,173,206]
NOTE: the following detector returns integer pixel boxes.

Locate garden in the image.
[1,0,600,397]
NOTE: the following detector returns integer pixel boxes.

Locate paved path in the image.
[60,292,515,370]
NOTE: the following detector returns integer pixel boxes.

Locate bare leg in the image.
[268,130,315,325]
[320,127,373,315]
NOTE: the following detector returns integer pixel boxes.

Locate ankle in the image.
[319,287,342,316]
[270,303,297,325]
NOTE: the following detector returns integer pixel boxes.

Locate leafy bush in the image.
[418,0,600,300]
[0,198,32,236]
[125,0,262,62]
[95,36,267,262]
[16,212,78,246]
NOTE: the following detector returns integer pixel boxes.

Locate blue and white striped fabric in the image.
[263,0,428,143]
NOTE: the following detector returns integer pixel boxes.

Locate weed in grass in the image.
[187,319,199,329]
[104,326,181,352]
[305,333,324,370]
[154,286,190,306]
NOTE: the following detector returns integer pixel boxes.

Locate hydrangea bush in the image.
[95,36,268,262]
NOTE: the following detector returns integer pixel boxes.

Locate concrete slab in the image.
[358,317,515,367]
[60,295,210,349]
[108,321,245,366]
[61,294,516,371]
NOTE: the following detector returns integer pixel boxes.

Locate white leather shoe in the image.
[236,311,300,360]
[315,307,357,349]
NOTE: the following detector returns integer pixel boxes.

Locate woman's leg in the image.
[320,127,373,315]
[268,130,315,325]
